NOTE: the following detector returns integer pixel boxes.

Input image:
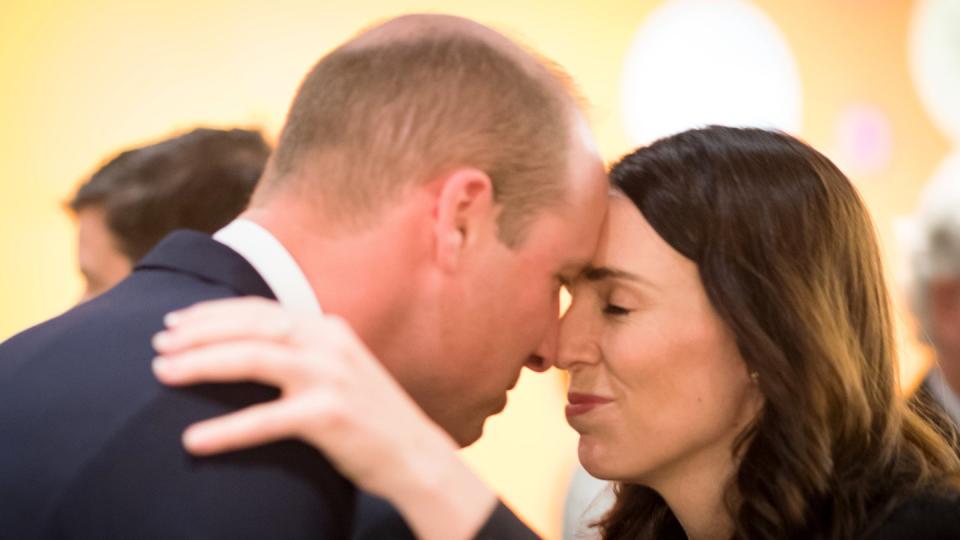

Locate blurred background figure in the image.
[68,127,271,302]
[903,158,960,429]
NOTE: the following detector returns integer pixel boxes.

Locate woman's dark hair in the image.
[597,126,960,539]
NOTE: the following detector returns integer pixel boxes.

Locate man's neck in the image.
[238,197,427,364]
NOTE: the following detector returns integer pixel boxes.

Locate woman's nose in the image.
[556,300,600,370]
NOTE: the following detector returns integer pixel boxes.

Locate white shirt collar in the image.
[213,218,322,315]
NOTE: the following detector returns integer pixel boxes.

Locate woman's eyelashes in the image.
[600,286,645,318]
[602,301,632,317]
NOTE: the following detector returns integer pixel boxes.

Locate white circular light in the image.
[910,0,960,142]
[621,0,802,145]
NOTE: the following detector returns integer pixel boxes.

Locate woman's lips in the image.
[565,392,613,418]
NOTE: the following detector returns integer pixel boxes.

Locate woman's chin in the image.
[578,437,618,481]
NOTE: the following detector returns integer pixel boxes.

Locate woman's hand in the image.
[152,297,496,540]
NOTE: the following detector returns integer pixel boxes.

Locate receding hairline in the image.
[341,14,576,102]
[253,13,587,242]
[346,15,522,59]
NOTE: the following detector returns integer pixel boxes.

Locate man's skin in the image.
[75,206,132,301]
[928,278,960,396]
[154,14,609,540]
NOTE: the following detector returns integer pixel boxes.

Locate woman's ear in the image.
[432,167,495,272]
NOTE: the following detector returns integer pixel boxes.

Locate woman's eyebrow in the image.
[582,266,656,290]
[583,265,637,281]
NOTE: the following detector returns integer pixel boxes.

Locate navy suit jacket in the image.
[352,493,540,539]
[0,231,354,539]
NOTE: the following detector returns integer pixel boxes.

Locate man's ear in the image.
[432,167,495,272]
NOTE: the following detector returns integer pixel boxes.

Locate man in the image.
[0,13,607,540]
[905,164,960,434]
[69,127,270,301]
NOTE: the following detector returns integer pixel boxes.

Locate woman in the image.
[155,126,960,539]
[561,126,960,539]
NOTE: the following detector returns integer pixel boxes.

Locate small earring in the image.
[749,371,760,383]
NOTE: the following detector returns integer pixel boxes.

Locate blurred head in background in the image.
[68,127,270,301]
[904,163,960,423]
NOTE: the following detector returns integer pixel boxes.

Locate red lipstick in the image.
[565,393,613,418]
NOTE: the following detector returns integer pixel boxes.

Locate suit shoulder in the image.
[52,386,356,538]
[1,268,236,356]
[867,491,960,540]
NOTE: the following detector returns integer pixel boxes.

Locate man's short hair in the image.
[69,128,271,261]
[260,29,574,245]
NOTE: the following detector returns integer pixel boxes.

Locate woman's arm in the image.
[152,297,498,540]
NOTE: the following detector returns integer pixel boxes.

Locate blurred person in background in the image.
[68,127,270,301]
[904,168,960,431]
[157,127,960,539]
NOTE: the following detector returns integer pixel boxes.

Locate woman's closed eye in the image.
[603,303,632,316]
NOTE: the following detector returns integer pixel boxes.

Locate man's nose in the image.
[526,316,560,372]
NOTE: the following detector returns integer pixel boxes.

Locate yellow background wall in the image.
[0,1,949,538]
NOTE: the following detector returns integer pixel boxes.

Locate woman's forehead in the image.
[595,196,696,284]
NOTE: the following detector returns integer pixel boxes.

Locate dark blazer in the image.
[352,492,540,540]
[0,231,354,539]
[909,374,960,457]
[866,491,960,539]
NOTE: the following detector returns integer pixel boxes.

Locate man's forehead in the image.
[539,202,605,271]
[563,144,608,215]
[566,184,609,270]
[569,111,600,158]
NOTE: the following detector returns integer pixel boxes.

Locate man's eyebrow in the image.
[560,258,592,276]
